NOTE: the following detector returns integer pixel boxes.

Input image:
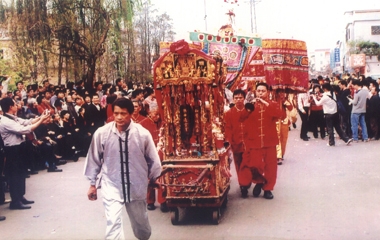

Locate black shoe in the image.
[302,137,309,141]
[47,168,63,172]
[252,183,263,197]
[240,186,248,198]
[0,216,5,221]
[28,170,38,175]
[277,158,283,165]
[147,203,156,211]
[21,198,34,205]
[160,202,169,213]
[57,160,67,165]
[346,138,353,145]
[263,190,274,199]
[9,202,31,210]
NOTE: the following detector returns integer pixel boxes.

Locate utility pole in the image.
[204,0,208,32]
[250,0,259,34]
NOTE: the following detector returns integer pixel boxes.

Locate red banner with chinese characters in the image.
[350,54,366,68]
[262,39,309,92]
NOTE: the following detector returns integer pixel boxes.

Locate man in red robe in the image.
[224,89,248,197]
[131,100,146,124]
[239,82,284,199]
[139,104,167,212]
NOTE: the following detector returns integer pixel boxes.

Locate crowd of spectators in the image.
[298,73,380,143]
[0,77,156,214]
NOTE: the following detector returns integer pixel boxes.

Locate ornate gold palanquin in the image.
[153,40,230,224]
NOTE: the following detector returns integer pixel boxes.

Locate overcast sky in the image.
[151,0,380,51]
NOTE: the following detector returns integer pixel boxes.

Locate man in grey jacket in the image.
[349,80,369,142]
[84,98,161,240]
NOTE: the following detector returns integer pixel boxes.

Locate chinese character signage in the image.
[350,54,366,67]
[334,48,340,63]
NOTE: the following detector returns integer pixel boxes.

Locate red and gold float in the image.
[154,40,231,225]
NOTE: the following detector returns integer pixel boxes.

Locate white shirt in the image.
[297,92,310,112]
[84,121,162,202]
[313,91,337,114]
[0,114,33,146]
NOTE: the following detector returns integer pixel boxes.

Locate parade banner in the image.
[190,31,264,91]
[262,39,309,92]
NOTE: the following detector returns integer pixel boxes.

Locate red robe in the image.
[224,106,246,153]
[131,114,146,124]
[139,117,159,145]
[139,117,165,204]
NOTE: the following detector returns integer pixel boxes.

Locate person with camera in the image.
[311,83,353,146]
[0,97,50,210]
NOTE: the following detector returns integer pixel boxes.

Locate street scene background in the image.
[0,123,379,240]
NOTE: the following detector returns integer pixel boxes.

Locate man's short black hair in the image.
[94,82,102,88]
[75,80,83,86]
[0,97,15,112]
[106,94,118,105]
[233,89,246,98]
[36,95,44,104]
[27,88,34,93]
[321,83,332,91]
[60,110,69,119]
[352,79,362,87]
[339,80,347,87]
[132,89,143,98]
[312,84,321,91]
[256,82,269,90]
[91,94,99,100]
[115,78,122,85]
[112,98,134,114]
[373,82,379,92]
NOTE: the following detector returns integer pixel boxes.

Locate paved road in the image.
[1,127,380,240]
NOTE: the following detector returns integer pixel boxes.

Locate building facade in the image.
[341,9,380,79]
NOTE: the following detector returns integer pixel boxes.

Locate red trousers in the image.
[147,179,166,205]
[238,146,277,191]
[147,150,166,205]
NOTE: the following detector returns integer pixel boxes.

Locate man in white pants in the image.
[84,98,161,240]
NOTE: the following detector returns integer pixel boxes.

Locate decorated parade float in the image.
[153,40,231,225]
[153,7,309,225]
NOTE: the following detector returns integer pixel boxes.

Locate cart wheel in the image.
[212,208,220,225]
[170,208,179,225]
